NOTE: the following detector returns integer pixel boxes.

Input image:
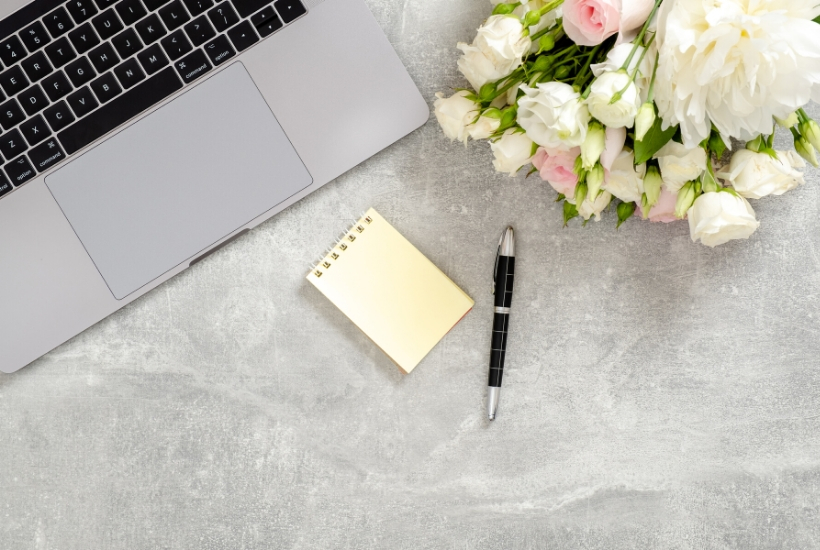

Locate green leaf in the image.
[563,200,579,227]
[492,2,519,15]
[616,201,636,229]
[634,117,678,165]
[555,193,565,202]
[814,15,820,24]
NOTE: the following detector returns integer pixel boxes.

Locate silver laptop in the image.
[0,0,428,373]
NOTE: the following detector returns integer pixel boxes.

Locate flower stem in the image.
[621,0,663,71]
[646,52,659,103]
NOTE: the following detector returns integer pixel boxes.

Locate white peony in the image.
[577,191,613,221]
[655,0,820,147]
[517,82,591,149]
[491,129,534,176]
[604,150,645,203]
[688,191,760,247]
[587,70,642,128]
[654,141,707,193]
[718,149,806,200]
[433,91,478,144]
[457,16,531,91]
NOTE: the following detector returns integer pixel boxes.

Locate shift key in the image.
[29,138,67,172]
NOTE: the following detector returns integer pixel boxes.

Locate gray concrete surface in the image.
[3,0,820,548]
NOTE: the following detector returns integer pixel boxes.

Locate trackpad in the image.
[46,63,312,300]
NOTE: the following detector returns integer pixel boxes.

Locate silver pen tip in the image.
[488,413,495,421]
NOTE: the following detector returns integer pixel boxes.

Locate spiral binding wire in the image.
[311,212,374,278]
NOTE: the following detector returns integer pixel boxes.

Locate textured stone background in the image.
[3,0,820,548]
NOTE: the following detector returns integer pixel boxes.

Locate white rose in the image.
[591,42,655,101]
[517,82,590,149]
[688,191,760,247]
[433,91,478,144]
[654,141,707,193]
[603,150,646,203]
[468,114,502,140]
[586,70,642,129]
[577,191,613,221]
[717,149,806,199]
[457,16,531,91]
[491,129,534,176]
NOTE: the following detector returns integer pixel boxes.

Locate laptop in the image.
[0,0,429,373]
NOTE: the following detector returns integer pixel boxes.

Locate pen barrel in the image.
[488,312,509,387]
[493,256,515,308]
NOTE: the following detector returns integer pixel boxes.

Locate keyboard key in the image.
[116,0,148,26]
[90,72,122,103]
[20,115,51,145]
[94,0,120,9]
[19,85,48,116]
[161,30,193,60]
[159,1,191,31]
[66,0,99,24]
[92,9,125,41]
[251,7,281,37]
[226,21,258,52]
[0,172,11,197]
[5,155,36,187]
[174,48,211,83]
[183,0,215,16]
[137,44,170,75]
[232,0,271,18]
[42,71,73,102]
[184,16,216,46]
[22,52,53,83]
[58,66,182,154]
[144,0,173,10]
[65,56,96,87]
[67,86,99,117]
[0,66,30,97]
[208,2,239,32]
[114,58,146,89]
[0,36,27,67]
[89,42,120,72]
[43,7,76,38]
[29,137,67,172]
[0,99,25,130]
[44,101,76,132]
[135,14,167,45]
[274,0,306,23]
[203,34,234,66]
[19,21,51,52]
[69,23,101,55]
[0,129,28,160]
[45,37,78,68]
[112,28,144,59]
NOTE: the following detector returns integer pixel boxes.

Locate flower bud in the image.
[775,112,799,128]
[795,135,819,167]
[581,122,606,169]
[479,82,497,102]
[616,201,636,229]
[575,181,588,207]
[586,163,605,198]
[800,119,820,152]
[674,182,697,219]
[554,65,571,79]
[492,2,517,15]
[634,102,656,141]
[523,10,542,28]
[700,164,719,193]
[643,165,663,208]
[538,34,555,53]
[573,154,583,176]
[532,55,552,73]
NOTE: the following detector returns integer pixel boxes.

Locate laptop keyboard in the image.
[0,0,307,199]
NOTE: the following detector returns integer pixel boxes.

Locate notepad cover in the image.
[307,208,474,374]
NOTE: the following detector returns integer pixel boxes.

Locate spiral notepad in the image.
[307,208,474,374]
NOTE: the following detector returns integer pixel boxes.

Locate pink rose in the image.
[647,188,679,223]
[564,0,622,47]
[564,0,655,47]
[533,147,581,196]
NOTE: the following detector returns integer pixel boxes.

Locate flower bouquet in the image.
[434,0,820,247]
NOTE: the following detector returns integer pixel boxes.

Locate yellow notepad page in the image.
[307,208,474,374]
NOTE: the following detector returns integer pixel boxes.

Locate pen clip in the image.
[492,230,504,295]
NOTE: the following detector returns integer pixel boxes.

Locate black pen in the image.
[487,227,515,421]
